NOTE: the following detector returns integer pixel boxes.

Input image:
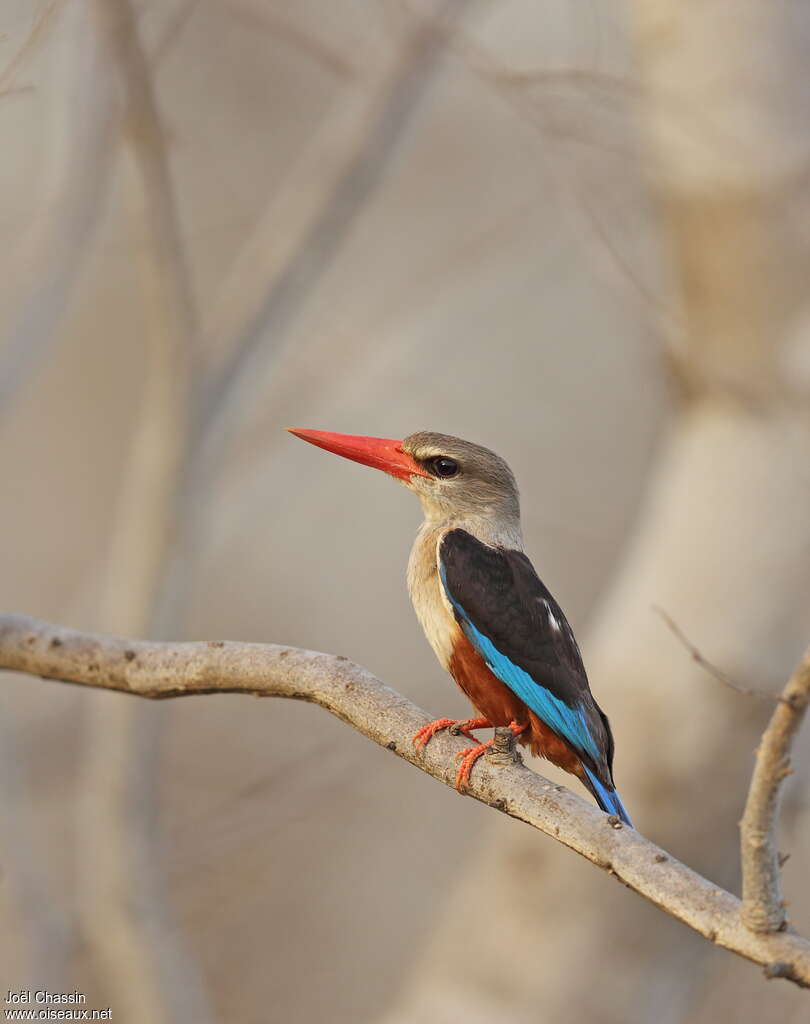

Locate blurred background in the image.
[2,2,810,1022]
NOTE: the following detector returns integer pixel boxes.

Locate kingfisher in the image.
[288,428,632,826]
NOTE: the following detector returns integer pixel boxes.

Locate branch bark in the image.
[2,612,810,990]
[741,646,810,933]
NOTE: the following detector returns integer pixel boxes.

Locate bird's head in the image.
[287,428,520,530]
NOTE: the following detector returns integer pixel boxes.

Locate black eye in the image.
[429,456,459,479]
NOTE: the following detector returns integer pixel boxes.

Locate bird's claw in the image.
[412,716,491,751]
[412,718,457,751]
[454,741,492,790]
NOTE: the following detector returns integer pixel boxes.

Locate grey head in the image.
[400,431,521,533]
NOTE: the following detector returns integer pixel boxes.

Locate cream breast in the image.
[406,521,457,671]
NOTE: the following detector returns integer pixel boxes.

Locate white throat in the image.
[415,494,524,551]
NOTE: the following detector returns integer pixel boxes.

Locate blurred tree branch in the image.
[0,0,198,426]
[0,0,63,96]
[741,651,810,934]
[1,613,809,989]
[0,0,118,423]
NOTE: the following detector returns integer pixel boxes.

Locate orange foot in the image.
[412,716,491,751]
[454,721,527,790]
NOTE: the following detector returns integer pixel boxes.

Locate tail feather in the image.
[581,765,633,828]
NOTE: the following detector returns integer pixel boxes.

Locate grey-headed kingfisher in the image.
[288,428,632,826]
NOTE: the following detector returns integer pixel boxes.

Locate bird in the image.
[287,427,632,826]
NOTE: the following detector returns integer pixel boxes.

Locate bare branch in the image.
[653,605,777,700]
[2,613,810,990]
[658,610,810,933]
[741,646,810,933]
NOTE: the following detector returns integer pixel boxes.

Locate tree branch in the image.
[659,606,810,936]
[2,613,810,989]
[741,645,810,933]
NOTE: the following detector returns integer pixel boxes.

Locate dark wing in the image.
[439,528,615,782]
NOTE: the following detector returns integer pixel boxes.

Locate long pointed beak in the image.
[287,428,429,481]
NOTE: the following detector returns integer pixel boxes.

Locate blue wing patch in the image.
[440,564,601,763]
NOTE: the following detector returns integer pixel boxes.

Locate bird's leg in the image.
[412,716,491,750]
[454,720,527,790]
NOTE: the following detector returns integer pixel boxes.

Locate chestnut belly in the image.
[448,628,583,777]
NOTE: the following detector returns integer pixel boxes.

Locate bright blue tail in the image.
[582,765,633,827]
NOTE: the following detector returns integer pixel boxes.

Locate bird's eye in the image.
[429,456,459,479]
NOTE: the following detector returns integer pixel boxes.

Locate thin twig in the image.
[1,613,810,990]
[653,606,777,700]
[741,646,810,933]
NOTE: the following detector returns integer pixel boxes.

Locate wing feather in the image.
[439,528,614,781]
